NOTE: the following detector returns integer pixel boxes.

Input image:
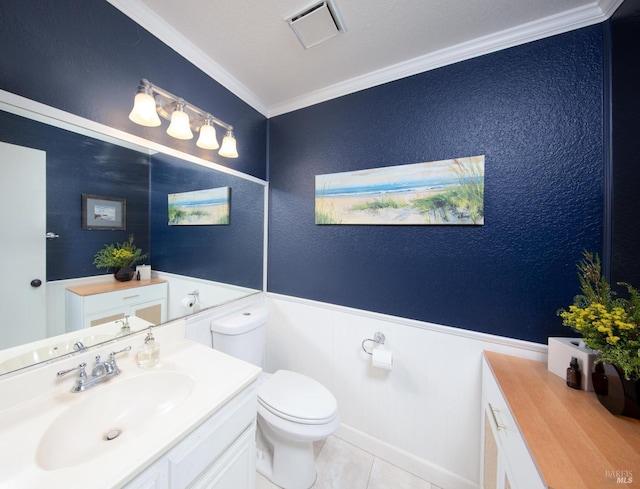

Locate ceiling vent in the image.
[286,1,346,49]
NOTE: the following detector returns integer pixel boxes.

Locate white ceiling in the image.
[108,0,621,117]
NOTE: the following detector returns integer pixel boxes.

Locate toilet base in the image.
[256,416,318,489]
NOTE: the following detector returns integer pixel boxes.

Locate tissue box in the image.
[136,264,151,280]
[547,337,598,391]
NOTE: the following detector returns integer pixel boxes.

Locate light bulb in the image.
[218,130,238,158]
[166,106,193,140]
[196,121,219,150]
[128,91,161,127]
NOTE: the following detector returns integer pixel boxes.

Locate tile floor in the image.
[256,436,441,489]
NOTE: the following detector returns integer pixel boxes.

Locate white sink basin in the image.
[0,333,261,489]
[36,371,194,471]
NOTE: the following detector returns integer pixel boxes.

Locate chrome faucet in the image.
[91,355,107,377]
[57,346,131,392]
[73,341,86,351]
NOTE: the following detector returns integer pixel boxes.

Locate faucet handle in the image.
[57,362,87,378]
[106,346,132,375]
[109,345,132,359]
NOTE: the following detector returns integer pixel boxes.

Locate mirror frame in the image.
[0,88,268,376]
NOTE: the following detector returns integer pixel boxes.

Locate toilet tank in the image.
[210,307,268,368]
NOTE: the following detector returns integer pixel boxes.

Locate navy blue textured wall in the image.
[0,0,267,180]
[0,110,149,280]
[149,154,264,289]
[611,1,640,289]
[268,27,605,343]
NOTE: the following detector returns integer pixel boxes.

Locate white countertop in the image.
[0,324,261,488]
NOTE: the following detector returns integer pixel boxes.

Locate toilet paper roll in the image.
[372,346,393,370]
[180,296,195,310]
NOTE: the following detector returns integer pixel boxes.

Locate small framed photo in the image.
[82,194,126,230]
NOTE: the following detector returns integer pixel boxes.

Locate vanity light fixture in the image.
[128,79,238,158]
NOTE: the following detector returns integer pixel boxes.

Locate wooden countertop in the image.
[66,277,167,296]
[484,351,640,489]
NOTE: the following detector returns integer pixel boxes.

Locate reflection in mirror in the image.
[0,100,265,376]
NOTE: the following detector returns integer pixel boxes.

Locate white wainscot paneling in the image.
[265,293,547,489]
[155,271,260,321]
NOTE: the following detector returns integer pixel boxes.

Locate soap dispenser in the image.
[137,327,160,368]
[115,315,131,338]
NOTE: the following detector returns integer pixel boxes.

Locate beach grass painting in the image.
[315,156,484,225]
[168,187,230,225]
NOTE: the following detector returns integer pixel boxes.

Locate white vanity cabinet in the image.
[480,356,544,489]
[65,279,167,331]
[125,383,257,489]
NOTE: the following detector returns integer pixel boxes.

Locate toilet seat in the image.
[258,370,337,425]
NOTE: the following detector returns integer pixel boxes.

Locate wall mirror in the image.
[0,92,266,376]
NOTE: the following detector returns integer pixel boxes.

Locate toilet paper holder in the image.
[180,290,201,310]
[362,332,386,355]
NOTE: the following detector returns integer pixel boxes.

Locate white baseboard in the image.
[335,423,478,489]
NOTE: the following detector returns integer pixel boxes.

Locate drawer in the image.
[82,283,167,313]
[482,359,516,444]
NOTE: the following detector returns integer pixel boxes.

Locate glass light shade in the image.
[196,122,219,150]
[128,92,161,127]
[218,131,239,158]
[166,109,193,140]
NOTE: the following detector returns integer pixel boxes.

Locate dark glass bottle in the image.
[592,362,608,396]
[566,357,581,389]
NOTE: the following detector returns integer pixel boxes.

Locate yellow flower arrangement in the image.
[93,234,148,270]
[558,251,640,380]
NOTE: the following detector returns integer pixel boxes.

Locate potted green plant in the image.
[558,251,640,418]
[93,234,148,282]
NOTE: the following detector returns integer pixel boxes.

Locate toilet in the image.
[188,306,340,489]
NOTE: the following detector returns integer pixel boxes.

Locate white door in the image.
[0,141,47,350]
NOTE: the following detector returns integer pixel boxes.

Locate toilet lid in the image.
[258,370,337,424]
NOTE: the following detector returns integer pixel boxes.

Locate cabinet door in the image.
[483,412,499,489]
[191,426,256,489]
[85,307,127,328]
[483,408,514,489]
[481,358,545,489]
[131,298,165,325]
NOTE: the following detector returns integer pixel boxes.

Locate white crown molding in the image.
[107,0,621,119]
[268,0,623,116]
[106,0,270,117]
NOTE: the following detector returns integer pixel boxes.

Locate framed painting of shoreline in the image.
[168,187,230,226]
[315,155,484,225]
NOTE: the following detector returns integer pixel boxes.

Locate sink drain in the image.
[103,428,122,441]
